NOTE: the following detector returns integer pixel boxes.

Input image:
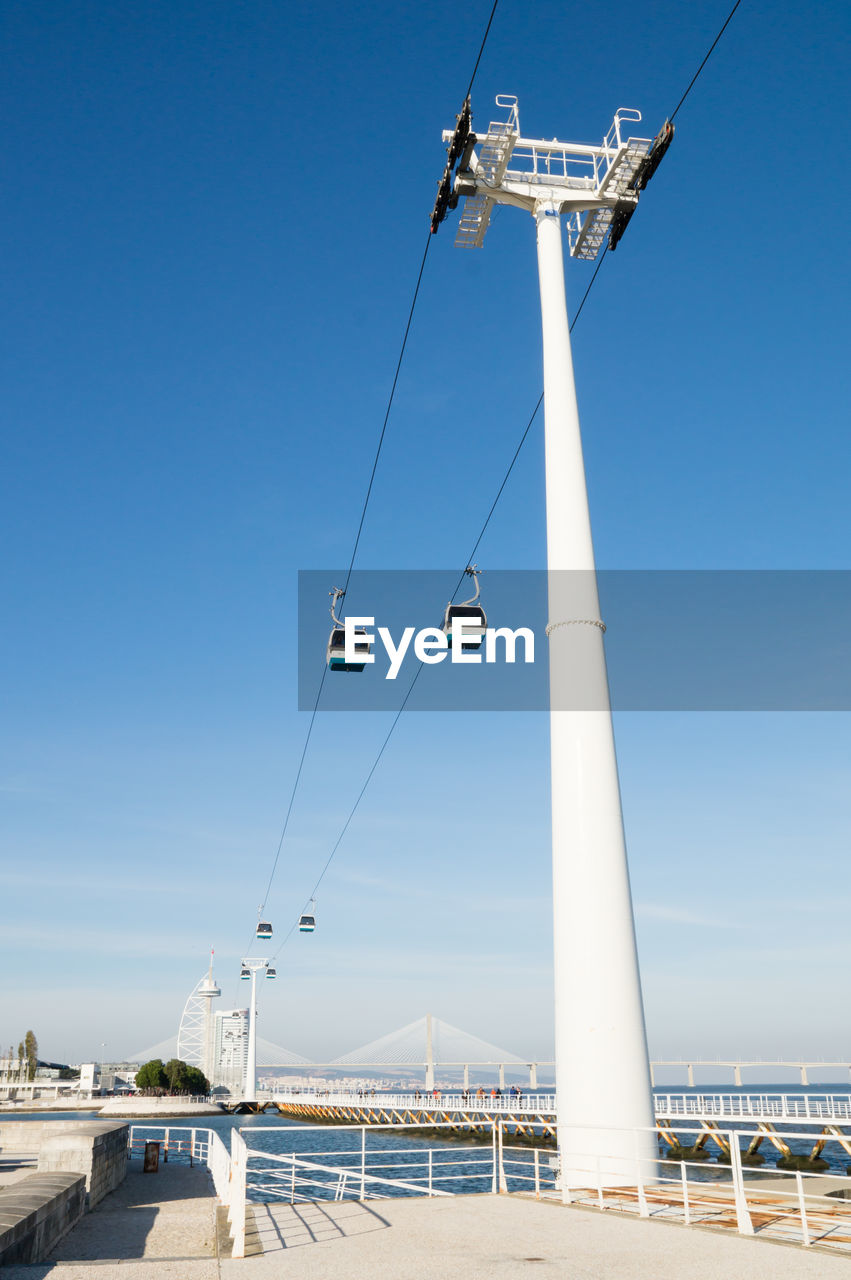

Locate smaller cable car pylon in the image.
[442,566,486,650]
[326,587,372,672]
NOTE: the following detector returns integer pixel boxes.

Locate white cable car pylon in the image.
[442,565,486,649]
[434,94,674,1189]
[326,587,372,672]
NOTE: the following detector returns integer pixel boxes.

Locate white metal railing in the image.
[241,1121,498,1207]
[268,1088,851,1120]
[654,1093,851,1122]
[234,1118,851,1254]
[267,1088,556,1114]
[543,1121,851,1253]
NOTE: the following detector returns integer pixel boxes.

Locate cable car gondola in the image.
[265,965,277,979]
[239,965,250,980]
[326,587,372,672]
[299,899,316,933]
[256,919,272,940]
[442,566,486,650]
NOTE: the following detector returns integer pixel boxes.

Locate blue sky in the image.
[2,0,850,1067]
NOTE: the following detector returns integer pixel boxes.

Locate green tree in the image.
[163,1059,209,1094]
[24,1031,38,1081]
[135,1059,167,1092]
[163,1058,185,1091]
[181,1065,209,1095]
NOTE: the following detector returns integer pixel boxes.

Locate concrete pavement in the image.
[5,1175,851,1278]
[219,1194,851,1279]
[1,1163,218,1279]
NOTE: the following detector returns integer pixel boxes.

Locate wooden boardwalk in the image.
[544,1178,851,1253]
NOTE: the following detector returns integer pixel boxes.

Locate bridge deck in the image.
[232,1089,851,1124]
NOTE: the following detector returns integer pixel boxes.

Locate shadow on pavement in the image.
[248,1199,391,1253]
[49,1165,215,1263]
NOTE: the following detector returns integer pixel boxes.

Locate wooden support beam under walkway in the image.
[239,1099,557,1141]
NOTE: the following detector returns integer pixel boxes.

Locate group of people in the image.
[411,1084,524,1103]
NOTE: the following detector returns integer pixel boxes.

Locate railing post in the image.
[428,1149,434,1197]
[290,1155,296,1203]
[228,1129,247,1259]
[560,1146,573,1206]
[680,1160,690,1226]
[190,1128,195,1167]
[534,1148,540,1199]
[634,1129,649,1218]
[728,1131,754,1236]
[361,1128,366,1201]
[498,1122,508,1193]
[491,1122,498,1193]
[795,1170,811,1247]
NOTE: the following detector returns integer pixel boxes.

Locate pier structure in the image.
[223,1088,558,1138]
[11,1119,851,1265]
[222,1088,851,1174]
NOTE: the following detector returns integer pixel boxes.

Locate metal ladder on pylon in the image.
[569,141,649,260]
[455,107,518,249]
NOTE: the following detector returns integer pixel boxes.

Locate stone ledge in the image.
[0,1171,85,1265]
[37,1121,128,1209]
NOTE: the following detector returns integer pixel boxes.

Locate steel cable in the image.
[235,0,503,974]
[263,0,746,967]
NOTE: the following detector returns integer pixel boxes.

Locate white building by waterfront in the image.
[213,1009,249,1092]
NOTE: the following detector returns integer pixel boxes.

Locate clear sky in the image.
[2,0,850,1067]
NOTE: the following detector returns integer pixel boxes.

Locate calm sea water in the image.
[6,1084,851,1197]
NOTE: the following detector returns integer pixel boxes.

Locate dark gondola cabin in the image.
[442,603,487,650]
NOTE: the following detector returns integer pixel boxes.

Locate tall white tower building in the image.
[176,952,221,1083]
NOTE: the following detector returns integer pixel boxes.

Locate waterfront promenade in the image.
[4,1163,851,1279]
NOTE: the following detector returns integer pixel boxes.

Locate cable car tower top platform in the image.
[436,94,672,257]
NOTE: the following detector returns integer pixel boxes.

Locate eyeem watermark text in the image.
[345,616,535,679]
